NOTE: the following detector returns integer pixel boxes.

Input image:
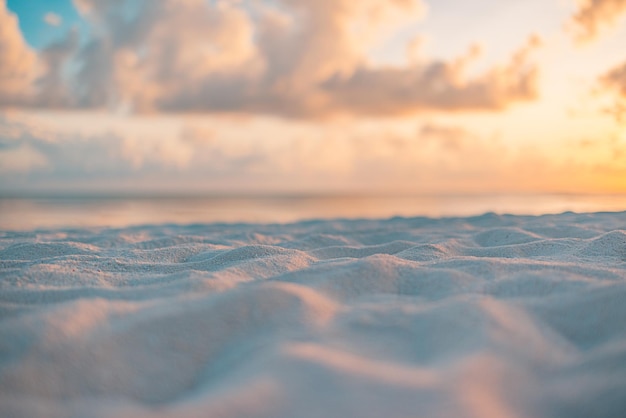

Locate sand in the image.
[1,211,625,418]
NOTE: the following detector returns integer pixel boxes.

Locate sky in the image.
[0,0,625,195]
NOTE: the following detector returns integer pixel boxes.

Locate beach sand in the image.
[1,211,625,417]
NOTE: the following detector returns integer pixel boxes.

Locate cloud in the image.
[37,29,79,107]
[0,0,542,118]
[181,124,216,146]
[0,141,48,173]
[0,113,185,177]
[417,122,478,150]
[601,60,626,97]
[569,0,626,42]
[44,12,62,27]
[599,59,626,121]
[0,1,39,107]
[0,3,76,108]
[321,36,541,116]
[2,112,624,193]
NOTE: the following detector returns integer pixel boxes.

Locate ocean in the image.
[1,193,625,230]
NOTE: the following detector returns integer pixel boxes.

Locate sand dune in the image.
[1,212,625,417]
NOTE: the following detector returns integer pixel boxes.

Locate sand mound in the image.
[1,211,625,417]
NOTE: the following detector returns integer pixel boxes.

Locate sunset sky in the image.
[0,0,625,195]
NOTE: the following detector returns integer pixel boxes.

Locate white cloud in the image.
[0,0,542,118]
[44,12,62,27]
[0,3,38,106]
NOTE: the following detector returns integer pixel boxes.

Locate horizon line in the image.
[2,191,626,200]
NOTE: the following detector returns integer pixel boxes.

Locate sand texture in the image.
[1,212,626,418]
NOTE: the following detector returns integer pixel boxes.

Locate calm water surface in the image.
[1,194,625,230]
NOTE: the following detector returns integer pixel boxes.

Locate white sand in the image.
[1,212,625,418]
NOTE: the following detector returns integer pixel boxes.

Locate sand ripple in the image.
[1,212,625,417]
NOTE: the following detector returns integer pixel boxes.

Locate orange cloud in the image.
[601,60,626,97]
[417,122,477,150]
[569,0,626,42]
[2,112,625,194]
[599,59,626,121]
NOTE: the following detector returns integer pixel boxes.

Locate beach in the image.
[1,211,625,417]
[2,0,626,415]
